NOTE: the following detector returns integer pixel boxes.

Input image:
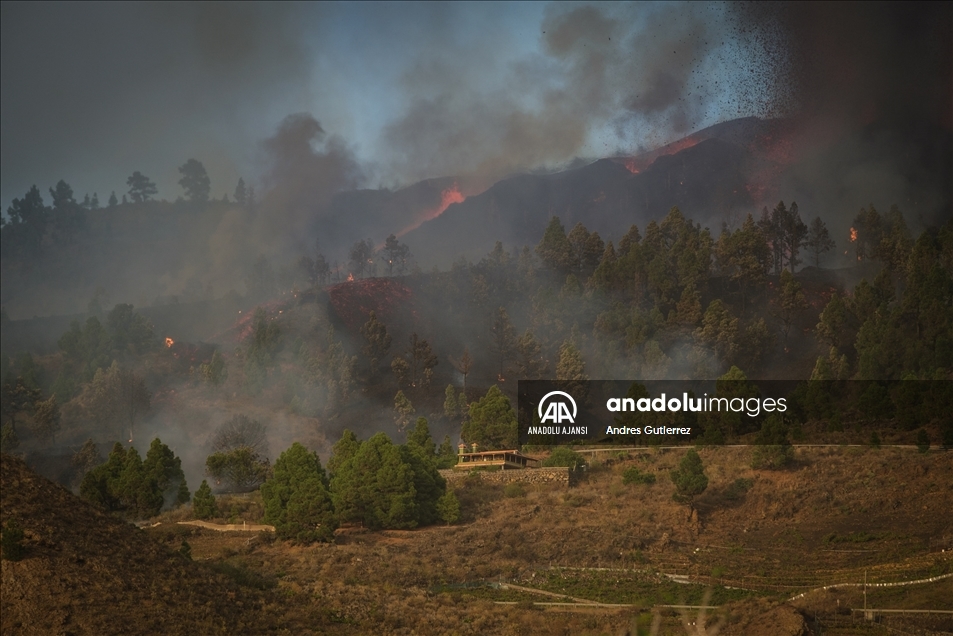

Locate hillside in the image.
[144,444,951,635]
[0,453,266,635]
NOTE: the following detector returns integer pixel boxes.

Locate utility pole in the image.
[864,569,867,617]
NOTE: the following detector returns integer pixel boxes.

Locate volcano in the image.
[400,115,951,266]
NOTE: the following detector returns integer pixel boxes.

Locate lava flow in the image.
[395,183,466,238]
[617,135,702,175]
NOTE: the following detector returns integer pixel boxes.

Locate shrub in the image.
[436,489,461,525]
[542,447,586,469]
[1,519,25,561]
[723,477,754,500]
[504,482,526,498]
[621,467,656,485]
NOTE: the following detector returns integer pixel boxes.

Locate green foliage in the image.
[462,385,517,450]
[444,385,463,422]
[408,417,436,457]
[670,449,708,512]
[79,439,183,519]
[244,308,281,373]
[555,339,589,402]
[199,351,228,386]
[778,270,808,342]
[751,414,794,469]
[1,519,26,561]
[261,443,336,543]
[205,447,270,493]
[192,480,218,520]
[536,216,574,274]
[30,394,61,444]
[542,447,586,469]
[436,489,461,525]
[723,477,754,501]
[503,482,526,498]
[695,299,739,364]
[328,429,361,476]
[393,391,415,432]
[436,435,458,469]
[143,437,189,505]
[106,303,155,354]
[361,311,391,376]
[491,306,516,379]
[621,466,656,485]
[329,432,446,530]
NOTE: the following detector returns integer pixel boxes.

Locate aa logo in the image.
[538,391,577,424]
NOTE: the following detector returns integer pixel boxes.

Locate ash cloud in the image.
[379,3,783,185]
[255,113,363,254]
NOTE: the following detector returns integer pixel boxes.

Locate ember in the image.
[165,337,174,348]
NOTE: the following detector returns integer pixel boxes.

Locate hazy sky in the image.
[1,2,783,211]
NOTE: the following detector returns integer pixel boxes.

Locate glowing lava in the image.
[618,136,702,174]
[165,337,174,348]
[396,183,466,238]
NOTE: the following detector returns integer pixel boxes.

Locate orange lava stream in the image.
[395,184,466,238]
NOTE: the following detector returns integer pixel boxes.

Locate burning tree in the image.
[380,234,411,276]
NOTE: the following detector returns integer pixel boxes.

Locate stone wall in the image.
[439,467,575,487]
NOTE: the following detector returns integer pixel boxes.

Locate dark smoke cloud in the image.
[0,3,316,208]
[257,113,363,250]
[759,2,953,129]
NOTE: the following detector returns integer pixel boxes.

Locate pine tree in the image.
[126,172,157,203]
[361,311,391,377]
[490,307,516,380]
[807,216,835,267]
[178,159,210,203]
[192,480,218,520]
[328,429,361,476]
[108,191,118,207]
[393,391,415,432]
[462,385,517,450]
[670,449,708,516]
[536,216,574,273]
[408,417,436,456]
[778,270,808,343]
[436,490,461,525]
[261,443,336,543]
[143,438,188,506]
[234,178,247,205]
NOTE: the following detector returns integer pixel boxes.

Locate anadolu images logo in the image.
[538,391,577,424]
